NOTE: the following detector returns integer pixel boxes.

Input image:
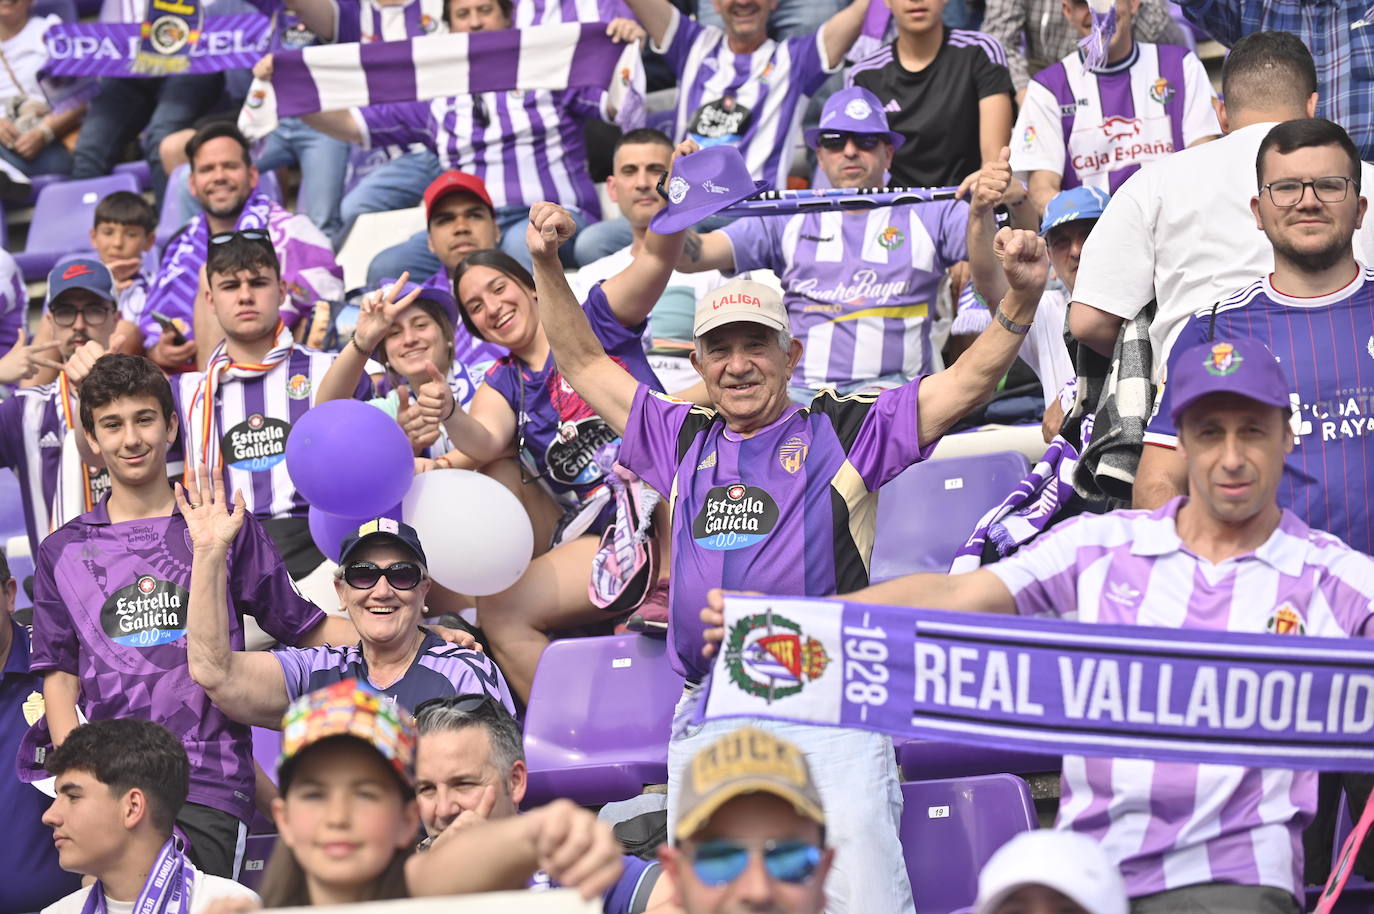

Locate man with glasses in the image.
[182,483,514,722]
[404,694,673,911]
[676,87,996,402]
[0,260,131,556]
[1135,116,1374,885]
[30,353,352,879]
[659,727,831,914]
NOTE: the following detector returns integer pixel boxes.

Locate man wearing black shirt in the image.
[847,0,1014,187]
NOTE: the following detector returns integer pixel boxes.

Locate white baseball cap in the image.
[973,831,1127,914]
[693,279,789,338]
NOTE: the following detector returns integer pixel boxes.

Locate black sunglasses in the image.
[816,131,885,152]
[342,560,425,591]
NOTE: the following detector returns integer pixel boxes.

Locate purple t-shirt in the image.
[275,629,516,714]
[29,502,326,823]
[723,202,969,388]
[619,381,935,678]
[484,284,662,503]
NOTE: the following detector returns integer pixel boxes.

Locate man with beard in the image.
[143,123,343,371]
[1136,117,1374,887]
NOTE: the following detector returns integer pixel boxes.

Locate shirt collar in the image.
[1079,41,1140,75]
[81,495,181,527]
[1131,496,1307,576]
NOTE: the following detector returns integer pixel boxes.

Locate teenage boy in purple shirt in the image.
[27,354,356,879]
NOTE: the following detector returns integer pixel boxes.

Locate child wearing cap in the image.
[972,831,1127,914]
[261,679,421,905]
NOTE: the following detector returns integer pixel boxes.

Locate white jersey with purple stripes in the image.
[514,0,630,26]
[333,0,445,43]
[354,89,606,214]
[722,201,968,389]
[173,346,368,522]
[987,498,1374,901]
[1011,42,1218,193]
[654,6,836,190]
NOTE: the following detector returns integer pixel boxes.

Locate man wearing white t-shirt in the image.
[1067,31,1374,378]
[41,718,259,913]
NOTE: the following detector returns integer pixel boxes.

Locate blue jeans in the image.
[667,684,915,914]
[71,73,228,203]
[695,0,845,37]
[365,204,590,287]
[0,141,72,177]
[256,117,351,245]
[339,147,442,245]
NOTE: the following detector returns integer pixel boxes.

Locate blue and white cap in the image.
[1039,186,1111,236]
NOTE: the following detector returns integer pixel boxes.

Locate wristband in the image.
[442,396,457,421]
[994,305,1032,335]
[350,336,369,357]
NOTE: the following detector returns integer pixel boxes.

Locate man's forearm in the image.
[531,251,610,376]
[967,208,1009,305]
[1068,300,1123,358]
[301,111,363,145]
[407,815,539,896]
[187,545,234,692]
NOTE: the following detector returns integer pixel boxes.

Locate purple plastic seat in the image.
[870,450,1031,581]
[900,775,1037,914]
[112,160,152,190]
[238,834,276,892]
[0,470,24,546]
[896,738,1058,781]
[523,633,683,807]
[14,173,140,280]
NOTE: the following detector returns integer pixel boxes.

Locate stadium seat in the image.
[895,739,1058,781]
[14,173,140,280]
[17,172,67,207]
[870,450,1031,581]
[112,160,152,191]
[0,470,23,546]
[238,834,276,892]
[900,775,1037,914]
[522,633,682,807]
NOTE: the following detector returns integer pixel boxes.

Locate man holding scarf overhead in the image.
[750,337,1374,914]
[524,183,1050,913]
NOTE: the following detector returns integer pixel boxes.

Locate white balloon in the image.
[402,469,534,595]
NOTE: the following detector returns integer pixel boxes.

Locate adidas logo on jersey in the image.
[884,99,901,113]
[39,431,61,448]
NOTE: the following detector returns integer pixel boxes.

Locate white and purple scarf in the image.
[80,838,194,914]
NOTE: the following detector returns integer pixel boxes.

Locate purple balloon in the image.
[285,400,414,517]
[308,503,404,563]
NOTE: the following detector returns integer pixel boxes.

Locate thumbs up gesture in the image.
[958,147,1024,217]
[414,359,455,424]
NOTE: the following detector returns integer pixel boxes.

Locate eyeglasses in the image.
[686,839,823,887]
[342,560,425,591]
[50,302,114,327]
[816,132,885,152]
[1261,176,1357,207]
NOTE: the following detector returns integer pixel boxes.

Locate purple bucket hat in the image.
[803,86,905,150]
[649,144,768,235]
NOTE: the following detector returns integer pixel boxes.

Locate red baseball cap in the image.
[423,171,495,221]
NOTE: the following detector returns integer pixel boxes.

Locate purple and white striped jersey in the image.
[173,347,372,522]
[513,0,629,26]
[0,248,25,355]
[722,202,969,389]
[1144,269,1374,556]
[354,90,606,214]
[0,386,93,555]
[653,7,836,190]
[1011,43,1218,194]
[334,0,445,43]
[275,629,516,714]
[987,498,1374,900]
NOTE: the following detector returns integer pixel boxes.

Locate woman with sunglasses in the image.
[179,465,516,730]
[420,196,687,702]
